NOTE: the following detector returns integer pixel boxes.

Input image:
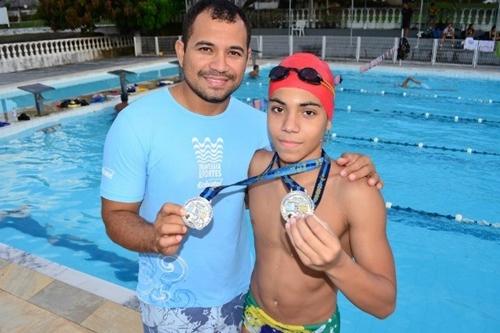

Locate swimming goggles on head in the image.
[269,65,334,94]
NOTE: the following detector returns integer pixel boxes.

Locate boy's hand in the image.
[154,203,188,256]
[336,153,383,189]
[285,214,343,272]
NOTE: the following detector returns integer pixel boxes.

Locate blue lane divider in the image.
[385,202,499,229]
[337,107,500,127]
[331,134,500,157]
[338,87,498,106]
[240,97,500,128]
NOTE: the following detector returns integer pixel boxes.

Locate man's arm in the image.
[335,153,384,189]
[101,198,187,256]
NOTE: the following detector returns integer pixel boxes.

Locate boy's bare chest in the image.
[250,179,348,249]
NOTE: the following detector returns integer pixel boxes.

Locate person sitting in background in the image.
[431,22,445,39]
[488,25,499,41]
[465,24,475,38]
[249,64,260,78]
[440,23,455,47]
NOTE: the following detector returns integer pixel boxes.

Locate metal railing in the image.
[134,36,178,57]
[135,35,500,68]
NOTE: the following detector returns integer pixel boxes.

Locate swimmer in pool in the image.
[401,76,421,88]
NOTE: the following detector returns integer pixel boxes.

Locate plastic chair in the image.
[291,20,306,36]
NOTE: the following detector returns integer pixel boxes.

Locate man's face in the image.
[267,87,331,164]
[175,10,249,104]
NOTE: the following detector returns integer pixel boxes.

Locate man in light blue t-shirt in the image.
[100,1,382,332]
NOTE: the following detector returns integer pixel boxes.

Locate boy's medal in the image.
[278,150,331,221]
[183,155,326,230]
[280,190,315,220]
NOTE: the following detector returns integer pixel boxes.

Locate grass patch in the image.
[0,20,46,29]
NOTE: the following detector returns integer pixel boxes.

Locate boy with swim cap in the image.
[243,53,396,332]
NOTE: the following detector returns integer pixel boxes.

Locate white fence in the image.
[135,35,500,68]
[337,7,496,31]
[285,7,404,29]
[250,7,497,31]
[0,36,133,73]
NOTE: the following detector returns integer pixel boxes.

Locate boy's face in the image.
[175,10,248,103]
[267,87,331,163]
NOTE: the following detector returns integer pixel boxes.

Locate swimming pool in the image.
[1,65,499,332]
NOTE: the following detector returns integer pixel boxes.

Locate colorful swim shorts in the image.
[243,292,340,333]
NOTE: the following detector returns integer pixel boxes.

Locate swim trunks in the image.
[141,293,245,332]
[243,292,340,333]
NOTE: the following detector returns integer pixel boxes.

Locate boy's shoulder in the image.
[330,169,385,225]
[327,162,380,202]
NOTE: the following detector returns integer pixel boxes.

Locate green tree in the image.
[106,0,183,34]
[73,0,108,33]
[38,0,107,32]
[38,0,69,31]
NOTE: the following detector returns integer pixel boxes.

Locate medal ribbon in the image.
[199,156,326,201]
[277,150,331,207]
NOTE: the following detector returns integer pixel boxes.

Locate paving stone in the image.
[29,280,104,323]
[82,300,142,333]
[0,263,53,300]
[0,290,93,333]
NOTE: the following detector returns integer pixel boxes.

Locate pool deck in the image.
[0,243,142,333]
[0,260,142,333]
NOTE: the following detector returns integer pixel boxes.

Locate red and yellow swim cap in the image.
[268,53,335,119]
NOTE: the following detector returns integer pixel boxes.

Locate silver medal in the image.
[280,190,315,221]
[183,197,213,230]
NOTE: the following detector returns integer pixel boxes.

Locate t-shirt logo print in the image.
[192,137,224,189]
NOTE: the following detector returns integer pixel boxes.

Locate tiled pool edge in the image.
[0,242,139,310]
[0,89,157,140]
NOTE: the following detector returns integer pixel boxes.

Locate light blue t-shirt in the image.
[100,88,268,308]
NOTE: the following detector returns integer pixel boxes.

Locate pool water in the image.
[340,210,499,332]
[0,110,139,286]
[238,69,500,223]
[1,66,500,332]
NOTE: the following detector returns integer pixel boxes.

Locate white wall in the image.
[0,7,9,27]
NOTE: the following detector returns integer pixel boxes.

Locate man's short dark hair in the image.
[182,0,252,49]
